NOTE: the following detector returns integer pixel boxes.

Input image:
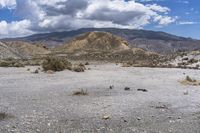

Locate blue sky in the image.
[0,0,199,39]
[142,0,200,39]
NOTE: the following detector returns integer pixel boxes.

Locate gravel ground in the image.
[0,64,200,133]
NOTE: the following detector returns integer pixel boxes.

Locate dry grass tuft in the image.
[0,112,8,121]
[73,89,88,96]
[179,76,200,86]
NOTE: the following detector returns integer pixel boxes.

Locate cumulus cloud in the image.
[0,0,177,38]
[0,0,16,9]
[0,20,33,38]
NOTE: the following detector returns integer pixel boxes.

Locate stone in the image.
[137,89,148,92]
[102,115,110,120]
[124,87,130,91]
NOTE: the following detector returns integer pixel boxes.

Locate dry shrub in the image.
[73,63,86,72]
[42,56,72,71]
[179,76,200,86]
[73,89,88,96]
[122,62,132,67]
[0,60,24,67]
[186,76,195,82]
[85,62,89,65]
[0,112,8,121]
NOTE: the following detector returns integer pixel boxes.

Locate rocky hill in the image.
[53,32,160,66]
[7,28,200,54]
[0,41,50,59]
[164,51,200,69]
[53,32,130,54]
[0,42,22,59]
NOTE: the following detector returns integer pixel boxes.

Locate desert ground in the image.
[0,63,200,133]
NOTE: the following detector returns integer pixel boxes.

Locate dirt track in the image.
[0,64,200,133]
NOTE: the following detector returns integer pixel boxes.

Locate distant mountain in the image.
[3,28,200,54]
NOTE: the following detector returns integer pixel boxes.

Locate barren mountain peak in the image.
[55,31,130,53]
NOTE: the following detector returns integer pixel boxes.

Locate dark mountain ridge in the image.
[2,28,200,54]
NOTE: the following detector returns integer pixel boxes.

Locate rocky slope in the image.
[0,41,50,59]
[164,51,200,69]
[0,42,22,59]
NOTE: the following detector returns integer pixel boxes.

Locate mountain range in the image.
[3,28,200,54]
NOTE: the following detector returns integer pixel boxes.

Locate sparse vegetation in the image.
[0,112,8,121]
[188,59,198,64]
[85,62,89,65]
[42,56,72,71]
[0,60,25,67]
[186,76,195,82]
[0,106,9,121]
[180,76,200,86]
[73,63,86,72]
[73,89,88,96]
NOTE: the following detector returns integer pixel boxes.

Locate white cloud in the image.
[154,15,176,25]
[178,0,189,4]
[0,0,16,9]
[0,0,176,38]
[0,20,34,38]
[147,4,170,13]
[178,21,198,25]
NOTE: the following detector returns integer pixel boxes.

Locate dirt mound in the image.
[54,32,130,54]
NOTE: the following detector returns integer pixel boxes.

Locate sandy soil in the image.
[0,64,200,133]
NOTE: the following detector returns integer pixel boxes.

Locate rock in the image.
[109,85,114,89]
[137,117,141,120]
[137,89,148,92]
[123,119,127,122]
[183,90,189,95]
[46,70,54,74]
[27,68,30,71]
[155,105,168,109]
[102,115,110,120]
[34,69,39,74]
[124,87,130,91]
[73,63,86,72]
[178,116,181,119]
[73,66,85,72]
[85,62,89,65]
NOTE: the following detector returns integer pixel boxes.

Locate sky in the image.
[0,0,199,39]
